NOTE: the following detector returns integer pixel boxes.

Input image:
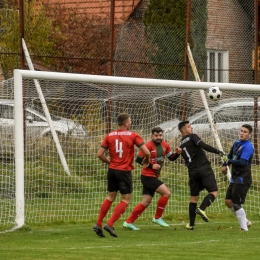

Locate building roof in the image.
[40,0,142,24]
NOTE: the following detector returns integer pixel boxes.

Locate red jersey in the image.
[139,140,172,177]
[101,130,145,171]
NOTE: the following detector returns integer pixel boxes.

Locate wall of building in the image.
[206,0,254,84]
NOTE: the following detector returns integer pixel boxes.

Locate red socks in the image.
[126,203,146,223]
[155,196,169,219]
[97,199,112,227]
[107,201,127,227]
[98,196,169,227]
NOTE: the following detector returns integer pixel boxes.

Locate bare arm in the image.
[97,147,110,165]
[139,144,150,168]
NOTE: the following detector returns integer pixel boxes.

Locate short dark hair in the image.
[242,124,253,134]
[117,113,130,126]
[178,121,189,132]
[152,127,163,134]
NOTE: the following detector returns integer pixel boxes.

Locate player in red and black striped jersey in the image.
[123,127,181,230]
[178,121,224,230]
[93,113,150,238]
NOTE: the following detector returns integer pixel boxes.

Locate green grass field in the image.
[1,215,260,260]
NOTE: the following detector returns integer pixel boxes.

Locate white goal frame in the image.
[14,69,260,228]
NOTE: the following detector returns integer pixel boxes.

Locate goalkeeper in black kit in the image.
[177,121,225,230]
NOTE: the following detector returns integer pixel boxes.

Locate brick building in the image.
[114,0,256,83]
[40,0,142,24]
[0,0,256,83]
[206,0,255,84]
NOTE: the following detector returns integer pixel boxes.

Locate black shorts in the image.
[225,182,251,205]
[141,175,164,197]
[188,165,218,196]
[107,168,133,194]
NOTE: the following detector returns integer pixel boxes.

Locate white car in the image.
[0,99,87,138]
[158,99,260,139]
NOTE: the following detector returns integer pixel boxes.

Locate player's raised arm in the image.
[197,139,224,155]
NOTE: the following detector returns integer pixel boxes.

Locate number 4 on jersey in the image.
[116,139,123,158]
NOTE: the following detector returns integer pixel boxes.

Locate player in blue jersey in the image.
[222,124,254,231]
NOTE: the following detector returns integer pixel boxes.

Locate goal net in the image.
[1,70,260,230]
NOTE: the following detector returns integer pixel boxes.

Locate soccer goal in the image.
[1,69,260,231]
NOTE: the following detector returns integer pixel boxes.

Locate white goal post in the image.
[5,69,260,229]
[22,39,71,176]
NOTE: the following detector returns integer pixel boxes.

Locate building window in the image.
[205,50,229,83]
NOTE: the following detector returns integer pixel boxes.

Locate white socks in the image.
[234,208,248,231]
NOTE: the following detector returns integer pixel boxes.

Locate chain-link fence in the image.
[0,0,257,84]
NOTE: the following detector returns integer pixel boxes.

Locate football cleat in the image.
[93,223,105,237]
[195,207,209,222]
[152,217,169,227]
[123,221,140,231]
[186,224,194,230]
[104,223,118,237]
[247,220,252,228]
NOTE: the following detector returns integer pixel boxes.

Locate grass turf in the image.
[0,216,260,260]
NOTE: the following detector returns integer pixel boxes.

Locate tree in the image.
[44,3,110,75]
[0,0,58,79]
[143,0,207,80]
[190,0,208,80]
[143,0,187,80]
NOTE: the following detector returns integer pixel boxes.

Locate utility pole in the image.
[182,0,191,121]
[19,0,26,146]
[254,0,259,163]
[19,0,24,70]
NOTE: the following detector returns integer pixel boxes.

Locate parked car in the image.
[158,99,260,140]
[0,99,87,138]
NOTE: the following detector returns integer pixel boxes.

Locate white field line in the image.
[39,220,259,233]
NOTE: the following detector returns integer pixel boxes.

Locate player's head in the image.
[118,112,131,130]
[240,124,252,141]
[151,127,164,144]
[178,121,193,135]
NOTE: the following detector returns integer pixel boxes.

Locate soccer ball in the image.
[208,86,222,101]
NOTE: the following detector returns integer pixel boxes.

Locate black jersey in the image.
[179,134,219,170]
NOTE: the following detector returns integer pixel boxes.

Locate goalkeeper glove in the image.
[222,155,228,162]
[218,150,225,156]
